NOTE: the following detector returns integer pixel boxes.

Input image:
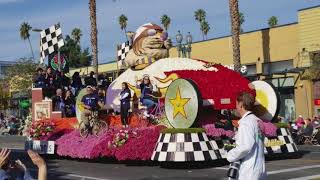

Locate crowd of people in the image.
[290,115,320,144]
[33,67,110,118]
[0,113,23,135]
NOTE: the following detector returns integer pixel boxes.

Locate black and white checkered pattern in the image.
[152,128,298,162]
[40,24,64,63]
[151,132,220,162]
[263,128,298,154]
[117,41,132,64]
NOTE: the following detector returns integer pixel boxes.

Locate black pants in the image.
[120,104,129,126]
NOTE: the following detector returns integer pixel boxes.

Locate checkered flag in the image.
[117,41,132,68]
[40,24,64,64]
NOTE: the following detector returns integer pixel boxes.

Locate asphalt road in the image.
[1,135,320,180]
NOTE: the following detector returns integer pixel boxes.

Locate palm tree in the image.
[194,9,207,40]
[89,0,98,81]
[239,12,245,33]
[200,21,210,40]
[118,14,128,41]
[160,14,171,31]
[194,9,206,23]
[268,16,278,27]
[20,22,35,60]
[71,28,82,44]
[229,0,241,72]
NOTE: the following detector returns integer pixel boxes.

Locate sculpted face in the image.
[124,23,172,69]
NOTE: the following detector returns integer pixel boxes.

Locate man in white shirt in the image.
[227,92,267,180]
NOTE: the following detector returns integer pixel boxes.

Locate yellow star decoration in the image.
[169,87,190,119]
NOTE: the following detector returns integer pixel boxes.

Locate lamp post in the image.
[176,30,183,57]
[186,32,192,58]
[176,31,192,58]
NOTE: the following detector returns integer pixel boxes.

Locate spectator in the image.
[295,115,305,129]
[60,72,71,89]
[301,118,314,136]
[0,148,47,180]
[311,116,320,128]
[98,87,106,106]
[120,82,131,127]
[226,92,266,180]
[52,89,64,113]
[33,68,46,88]
[43,67,56,98]
[85,71,97,87]
[64,90,76,117]
[297,118,314,144]
[71,72,83,95]
[44,67,55,85]
[98,74,108,88]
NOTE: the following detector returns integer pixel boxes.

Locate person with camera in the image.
[0,148,47,180]
[226,92,266,180]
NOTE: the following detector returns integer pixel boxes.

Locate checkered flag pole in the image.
[117,41,132,68]
[39,24,64,64]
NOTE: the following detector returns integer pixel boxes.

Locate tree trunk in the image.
[229,0,241,72]
[89,0,99,82]
[27,37,35,60]
[124,28,128,41]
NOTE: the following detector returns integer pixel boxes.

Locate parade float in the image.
[26,23,298,163]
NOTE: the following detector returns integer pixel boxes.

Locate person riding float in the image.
[135,75,157,117]
[80,86,104,131]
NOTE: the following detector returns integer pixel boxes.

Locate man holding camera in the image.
[227,92,266,180]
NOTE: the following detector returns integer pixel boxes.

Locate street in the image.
[1,135,320,180]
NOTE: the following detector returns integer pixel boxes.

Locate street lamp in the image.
[175,31,192,58]
[176,30,183,57]
[186,32,192,58]
[32,28,42,32]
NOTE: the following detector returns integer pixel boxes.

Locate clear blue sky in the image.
[0,0,319,63]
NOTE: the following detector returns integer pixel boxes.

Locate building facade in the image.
[70,5,320,120]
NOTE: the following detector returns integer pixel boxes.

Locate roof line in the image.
[298,5,320,11]
[189,22,298,45]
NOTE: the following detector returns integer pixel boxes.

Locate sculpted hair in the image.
[237,92,255,111]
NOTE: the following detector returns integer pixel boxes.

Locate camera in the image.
[227,161,241,179]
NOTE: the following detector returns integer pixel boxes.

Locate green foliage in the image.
[4,58,37,94]
[302,52,320,80]
[160,14,171,31]
[118,14,128,31]
[19,22,32,40]
[195,9,209,40]
[194,9,206,23]
[60,34,92,68]
[274,123,289,128]
[268,16,278,27]
[161,128,205,134]
[200,21,210,40]
[0,80,10,110]
[71,28,82,44]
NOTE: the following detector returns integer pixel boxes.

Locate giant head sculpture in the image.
[123,23,172,70]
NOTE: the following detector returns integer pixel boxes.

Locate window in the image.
[263,60,294,75]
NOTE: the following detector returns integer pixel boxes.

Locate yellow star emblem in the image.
[169,87,190,119]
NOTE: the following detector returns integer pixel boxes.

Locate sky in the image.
[0,0,319,64]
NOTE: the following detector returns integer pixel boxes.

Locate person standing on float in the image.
[120,82,131,128]
[227,92,266,180]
